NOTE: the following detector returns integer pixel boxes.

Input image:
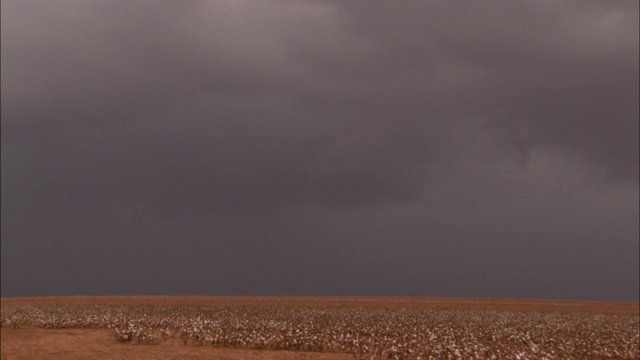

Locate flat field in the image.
[1,296,638,359]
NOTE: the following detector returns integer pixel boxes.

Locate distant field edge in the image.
[1,295,638,315]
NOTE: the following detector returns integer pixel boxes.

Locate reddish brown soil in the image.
[0,327,352,360]
[2,296,638,360]
[3,295,637,315]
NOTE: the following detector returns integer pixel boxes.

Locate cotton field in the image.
[1,304,638,359]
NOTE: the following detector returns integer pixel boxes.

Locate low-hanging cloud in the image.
[2,0,638,300]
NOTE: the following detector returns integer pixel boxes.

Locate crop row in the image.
[2,304,638,359]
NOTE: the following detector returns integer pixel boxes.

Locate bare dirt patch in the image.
[1,327,352,360]
[2,328,353,360]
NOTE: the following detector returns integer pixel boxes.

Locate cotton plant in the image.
[2,304,638,359]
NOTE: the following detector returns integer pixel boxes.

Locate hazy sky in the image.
[2,0,638,301]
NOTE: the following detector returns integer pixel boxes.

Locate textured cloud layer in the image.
[2,0,638,300]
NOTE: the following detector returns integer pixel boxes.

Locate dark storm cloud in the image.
[334,0,639,180]
[2,0,638,300]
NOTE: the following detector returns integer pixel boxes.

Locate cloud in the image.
[1,0,637,300]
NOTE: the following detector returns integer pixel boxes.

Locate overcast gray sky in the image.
[2,0,638,301]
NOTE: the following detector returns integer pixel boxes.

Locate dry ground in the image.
[0,327,352,360]
[2,295,638,315]
[2,296,638,360]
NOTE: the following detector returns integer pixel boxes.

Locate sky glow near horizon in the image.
[1,0,638,301]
